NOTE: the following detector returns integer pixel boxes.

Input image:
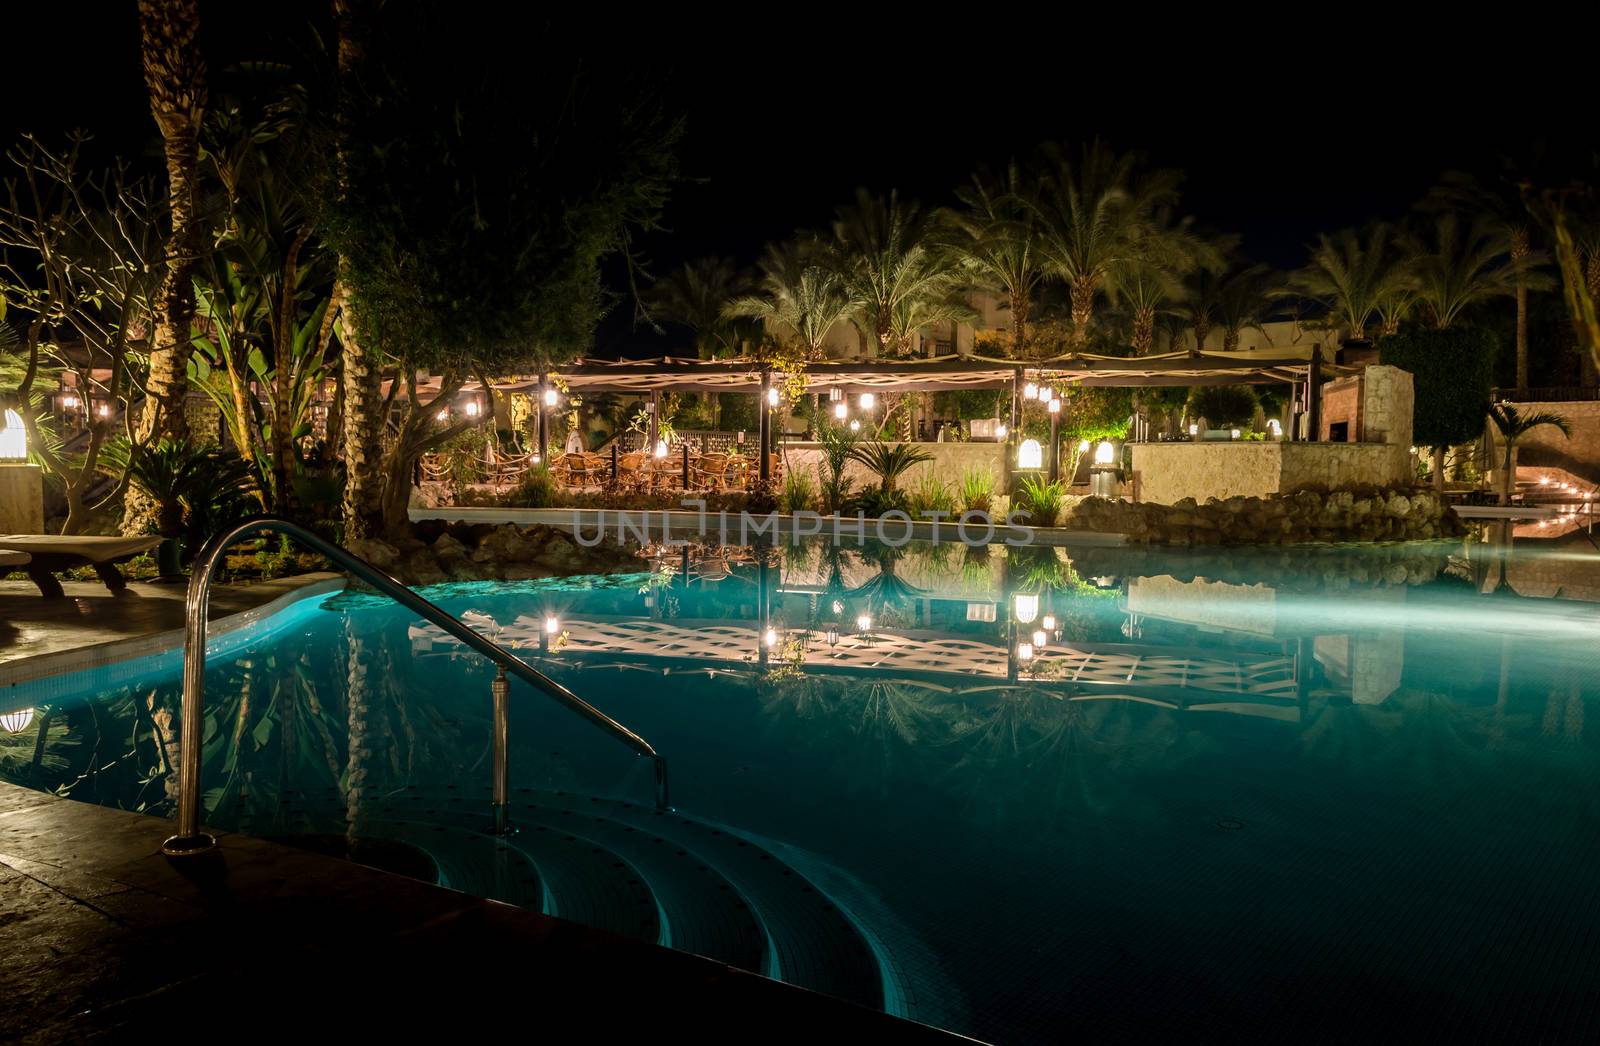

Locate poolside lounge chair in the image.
[0,534,163,598]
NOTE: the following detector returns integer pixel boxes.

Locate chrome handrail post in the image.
[490,665,512,835]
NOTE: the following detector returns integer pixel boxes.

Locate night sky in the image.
[7,6,1592,354]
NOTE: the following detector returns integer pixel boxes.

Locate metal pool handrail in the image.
[161,516,669,857]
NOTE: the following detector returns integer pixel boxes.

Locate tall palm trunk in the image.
[1512,229,1531,395]
[335,0,385,540]
[1069,276,1095,346]
[1131,307,1154,355]
[1584,250,1600,387]
[1222,328,1240,352]
[127,0,207,533]
[1009,290,1030,358]
[1192,317,1212,355]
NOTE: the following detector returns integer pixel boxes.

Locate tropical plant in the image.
[647,257,759,359]
[1187,385,1258,428]
[1487,403,1570,504]
[829,189,971,358]
[960,467,996,514]
[1402,212,1521,329]
[847,440,934,494]
[1378,326,1496,488]
[110,438,257,554]
[1014,475,1066,527]
[939,163,1045,358]
[507,463,557,508]
[906,472,956,516]
[781,468,817,513]
[725,240,855,358]
[1214,264,1280,350]
[1106,210,1221,355]
[814,416,860,513]
[1032,141,1185,345]
[1292,224,1412,340]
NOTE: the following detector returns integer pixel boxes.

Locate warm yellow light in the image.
[436,408,449,421]
[834,402,848,420]
[855,613,872,632]
[1047,398,1060,415]
[764,628,778,647]
[859,392,875,409]
[1017,642,1034,661]
[1018,439,1042,469]
[1077,439,1090,452]
[1032,629,1047,647]
[1094,440,1116,465]
[0,707,34,734]
[767,387,780,407]
[0,409,26,461]
[543,388,558,407]
[544,616,560,634]
[1013,593,1038,624]
[654,439,669,458]
[1042,614,1056,631]
[1023,382,1038,400]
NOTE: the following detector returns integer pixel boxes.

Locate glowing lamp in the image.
[767,387,780,407]
[764,628,778,648]
[1077,439,1091,453]
[831,599,844,615]
[1013,593,1038,624]
[96,404,110,418]
[1047,398,1060,415]
[465,400,480,417]
[435,408,449,422]
[1094,441,1115,465]
[1018,439,1043,469]
[1041,614,1057,632]
[855,613,872,632]
[0,409,26,461]
[849,419,860,432]
[654,439,669,458]
[1540,476,1551,486]
[825,628,839,648]
[1017,642,1034,662]
[60,394,79,409]
[544,616,560,634]
[1188,423,1199,436]
[0,707,34,734]
[1023,382,1038,400]
[859,392,875,409]
[543,388,559,407]
[1032,629,1047,648]
[1230,428,1241,439]
[996,423,1008,440]
[1267,418,1282,436]
[530,453,542,465]
[834,402,848,420]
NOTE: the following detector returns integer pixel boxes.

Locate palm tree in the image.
[1215,264,1279,350]
[939,163,1045,358]
[1487,402,1570,504]
[1032,141,1185,346]
[1106,211,1218,355]
[127,0,208,533]
[1403,212,1518,329]
[725,240,856,358]
[647,257,757,359]
[1430,169,1544,394]
[1291,224,1411,342]
[847,441,934,494]
[830,189,965,357]
[1174,269,1224,354]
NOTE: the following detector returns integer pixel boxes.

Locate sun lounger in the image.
[0,535,163,598]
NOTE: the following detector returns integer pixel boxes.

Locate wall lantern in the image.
[1024,382,1039,400]
[0,707,34,734]
[0,409,26,461]
[1013,593,1039,624]
[1017,439,1042,469]
[859,392,875,410]
[1094,440,1116,465]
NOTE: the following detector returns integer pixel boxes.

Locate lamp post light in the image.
[0,408,43,534]
[834,401,849,421]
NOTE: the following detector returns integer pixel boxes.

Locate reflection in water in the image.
[5,534,1600,1045]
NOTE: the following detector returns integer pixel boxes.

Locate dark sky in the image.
[7,5,1593,353]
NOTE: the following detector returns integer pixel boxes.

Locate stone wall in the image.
[1063,488,1462,546]
[1131,441,1410,505]
[347,522,639,587]
[1499,399,1597,484]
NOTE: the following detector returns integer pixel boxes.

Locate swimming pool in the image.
[5,534,1600,1042]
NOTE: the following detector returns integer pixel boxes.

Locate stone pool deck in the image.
[0,783,967,1042]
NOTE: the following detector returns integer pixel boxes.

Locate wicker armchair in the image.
[691,452,730,490]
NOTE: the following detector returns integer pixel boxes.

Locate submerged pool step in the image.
[529,791,885,1013]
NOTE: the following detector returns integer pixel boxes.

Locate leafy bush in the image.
[110,437,258,557]
[960,467,996,514]
[815,419,860,512]
[1187,385,1258,427]
[851,486,910,518]
[1377,326,1496,448]
[507,464,557,507]
[1015,475,1067,527]
[781,468,816,513]
[907,472,956,516]
[847,441,934,493]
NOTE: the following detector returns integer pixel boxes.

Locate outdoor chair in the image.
[616,452,645,489]
[692,452,730,490]
[0,534,163,598]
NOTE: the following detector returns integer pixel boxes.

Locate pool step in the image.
[247,786,884,1013]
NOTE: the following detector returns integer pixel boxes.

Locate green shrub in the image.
[960,467,996,514]
[851,486,910,518]
[1015,475,1067,527]
[847,441,934,492]
[1187,385,1258,427]
[781,469,817,513]
[907,472,957,516]
[507,464,557,507]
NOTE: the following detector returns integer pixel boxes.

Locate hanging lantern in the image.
[1013,593,1039,624]
[1042,614,1057,632]
[1023,382,1038,401]
[0,707,34,734]
[1017,642,1035,662]
[859,392,875,410]
[1032,629,1047,648]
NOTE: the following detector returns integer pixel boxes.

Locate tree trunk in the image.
[1192,318,1211,356]
[1010,290,1030,359]
[127,0,207,534]
[1069,276,1095,346]
[1584,251,1600,386]
[1132,307,1154,355]
[1432,445,1445,491]
[1513,231,1531,395]
[1222,328,1239,352]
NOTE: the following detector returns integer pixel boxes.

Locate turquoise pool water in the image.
[5,535,1600,1042]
